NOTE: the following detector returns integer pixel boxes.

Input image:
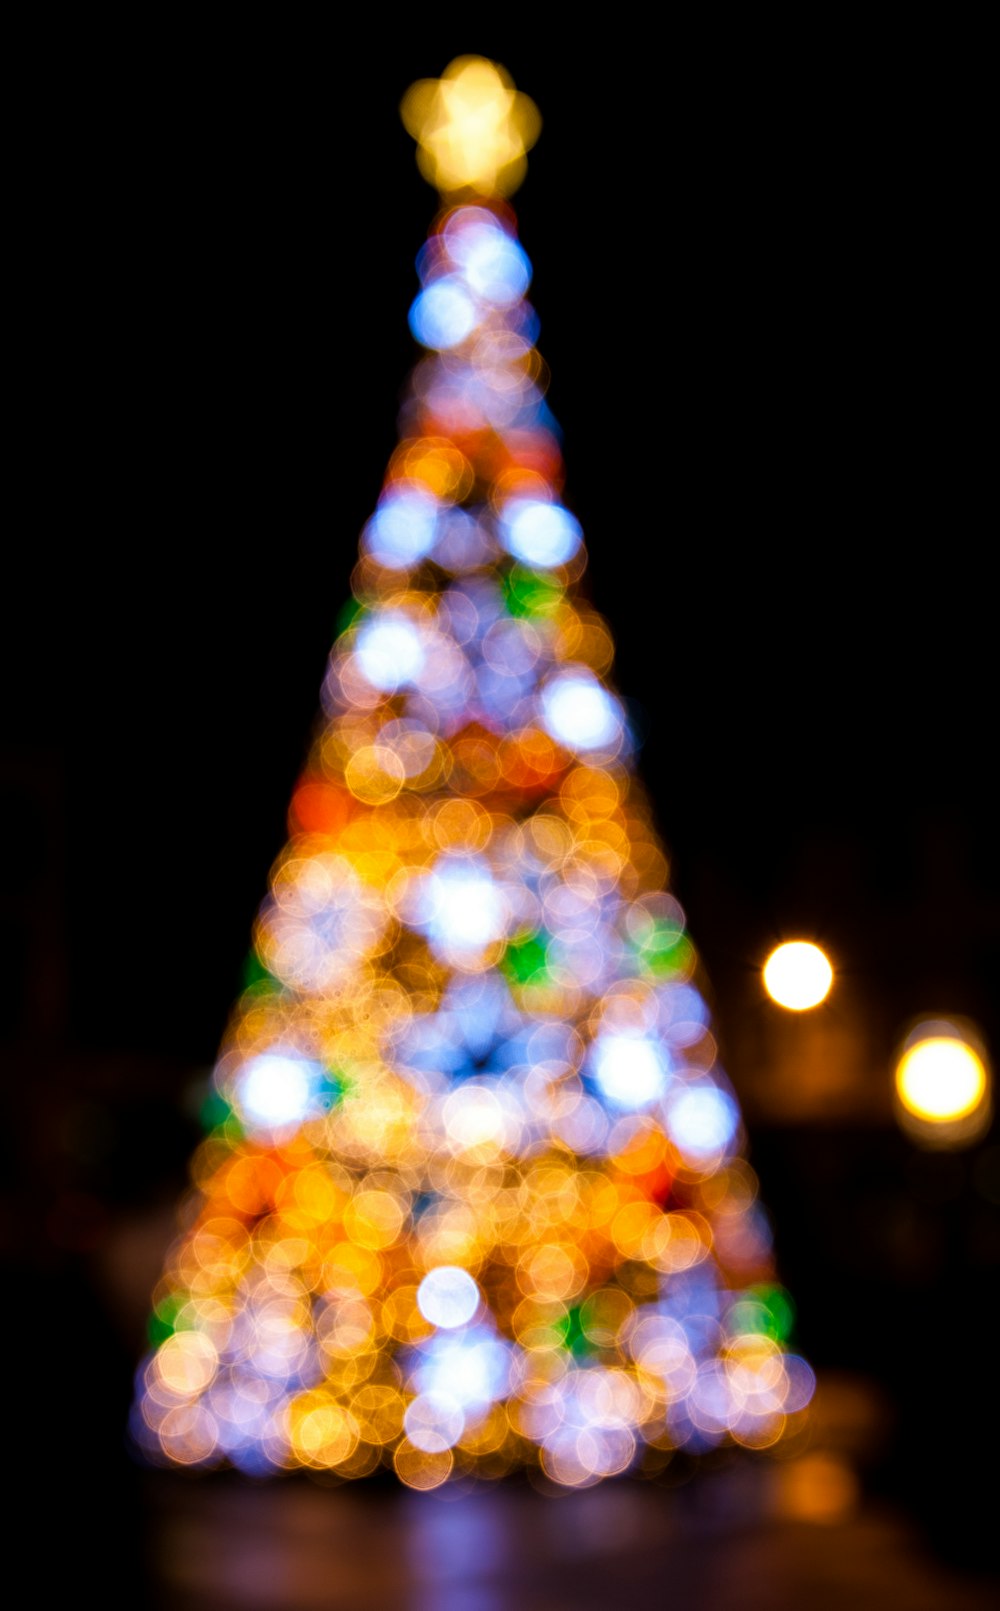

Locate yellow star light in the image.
[401,56,541,197]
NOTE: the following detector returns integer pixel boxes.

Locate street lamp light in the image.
[894,1018,991,1147]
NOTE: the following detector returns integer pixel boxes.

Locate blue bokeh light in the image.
[410,277,478,349]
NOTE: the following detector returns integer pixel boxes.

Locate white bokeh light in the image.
[668,1086,738,1157]
[417,1267,481,1329]
[447,210,532,305]
[593,1033,668,1108]
[404,1392,465,1452]
[356,614,426,691]
[763,942,833,1010]
[363,486,440,568]
[420,858,507,956]
[238,1052,318,1130]
[413,1327,511,1409]
[499,499,582,567]
[541,671,621,751]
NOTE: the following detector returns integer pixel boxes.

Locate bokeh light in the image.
[763,942,833,1010]
[400,57,541,198]
[894,1018,991,1146]
[498,499,582,568]
[132,60,812,1487]
[417,1267,481,1329]
[238,1052,323,1133]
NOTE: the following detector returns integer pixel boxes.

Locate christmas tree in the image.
[133,57,812,1491]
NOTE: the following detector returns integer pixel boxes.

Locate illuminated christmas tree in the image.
[133,57,812,1490]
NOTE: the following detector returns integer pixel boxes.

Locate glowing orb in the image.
[449,214,531,305]
[593,1033,668,1108]
[417,1267,481,1329]
[356,613,425,691]
[668,1086,738,1157]
[420,857,506,956]
[499,499,582,568]
[363,486,440,567]
[896,1033,988,1123]
[763,942,833,1010]
[541,671,622,752]
[409,277,478,350]
[239,1052,319,1130]
[401,56,541,197]
[413,1327,510,1409]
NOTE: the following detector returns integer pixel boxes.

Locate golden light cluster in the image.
[133,65,812,1486]
[401,57,541,197]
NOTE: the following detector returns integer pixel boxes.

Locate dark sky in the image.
[11,38,994,1071]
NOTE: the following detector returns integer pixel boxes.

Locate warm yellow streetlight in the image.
[894,1018,991,1145]
[763,942,833,1010]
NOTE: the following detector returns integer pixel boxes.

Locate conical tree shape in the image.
[133,58,812,1489]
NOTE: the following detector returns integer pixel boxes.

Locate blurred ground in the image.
[145,1448,996,1611]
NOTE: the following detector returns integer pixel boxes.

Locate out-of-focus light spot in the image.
[541,671,622,752]
[776,1452,859,1524]
[238,1052,319,1131]
[420,857,506,956]
[288,1394,360,1469]
[289,777,351,836]
[498,498,581,567]
[417,1267,481,1329]
[413,1327,510,1409]
[344,744,406,806]
[401,57,541,197]
[897,1033,986,1122]
[593,1033,668,1108]
[782,1355,817,1413]
[363,485,440,567]
[504,565,563,620]
[256,853,387,995]
[393,437,473,502]
[443,1083,510,1151]
[410,278,478,350]
[156,1332,219,1396]
[449,216,531,306]
[403,1393,465,1454]
[394,1441,454,1490]
[763,942,833,1010]
[356,613,425,691]
[668,1086,738,1158]
[895,1019,991,1145]
[729,1283,795,1344]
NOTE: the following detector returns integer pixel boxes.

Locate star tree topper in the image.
[400,56,542,197]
